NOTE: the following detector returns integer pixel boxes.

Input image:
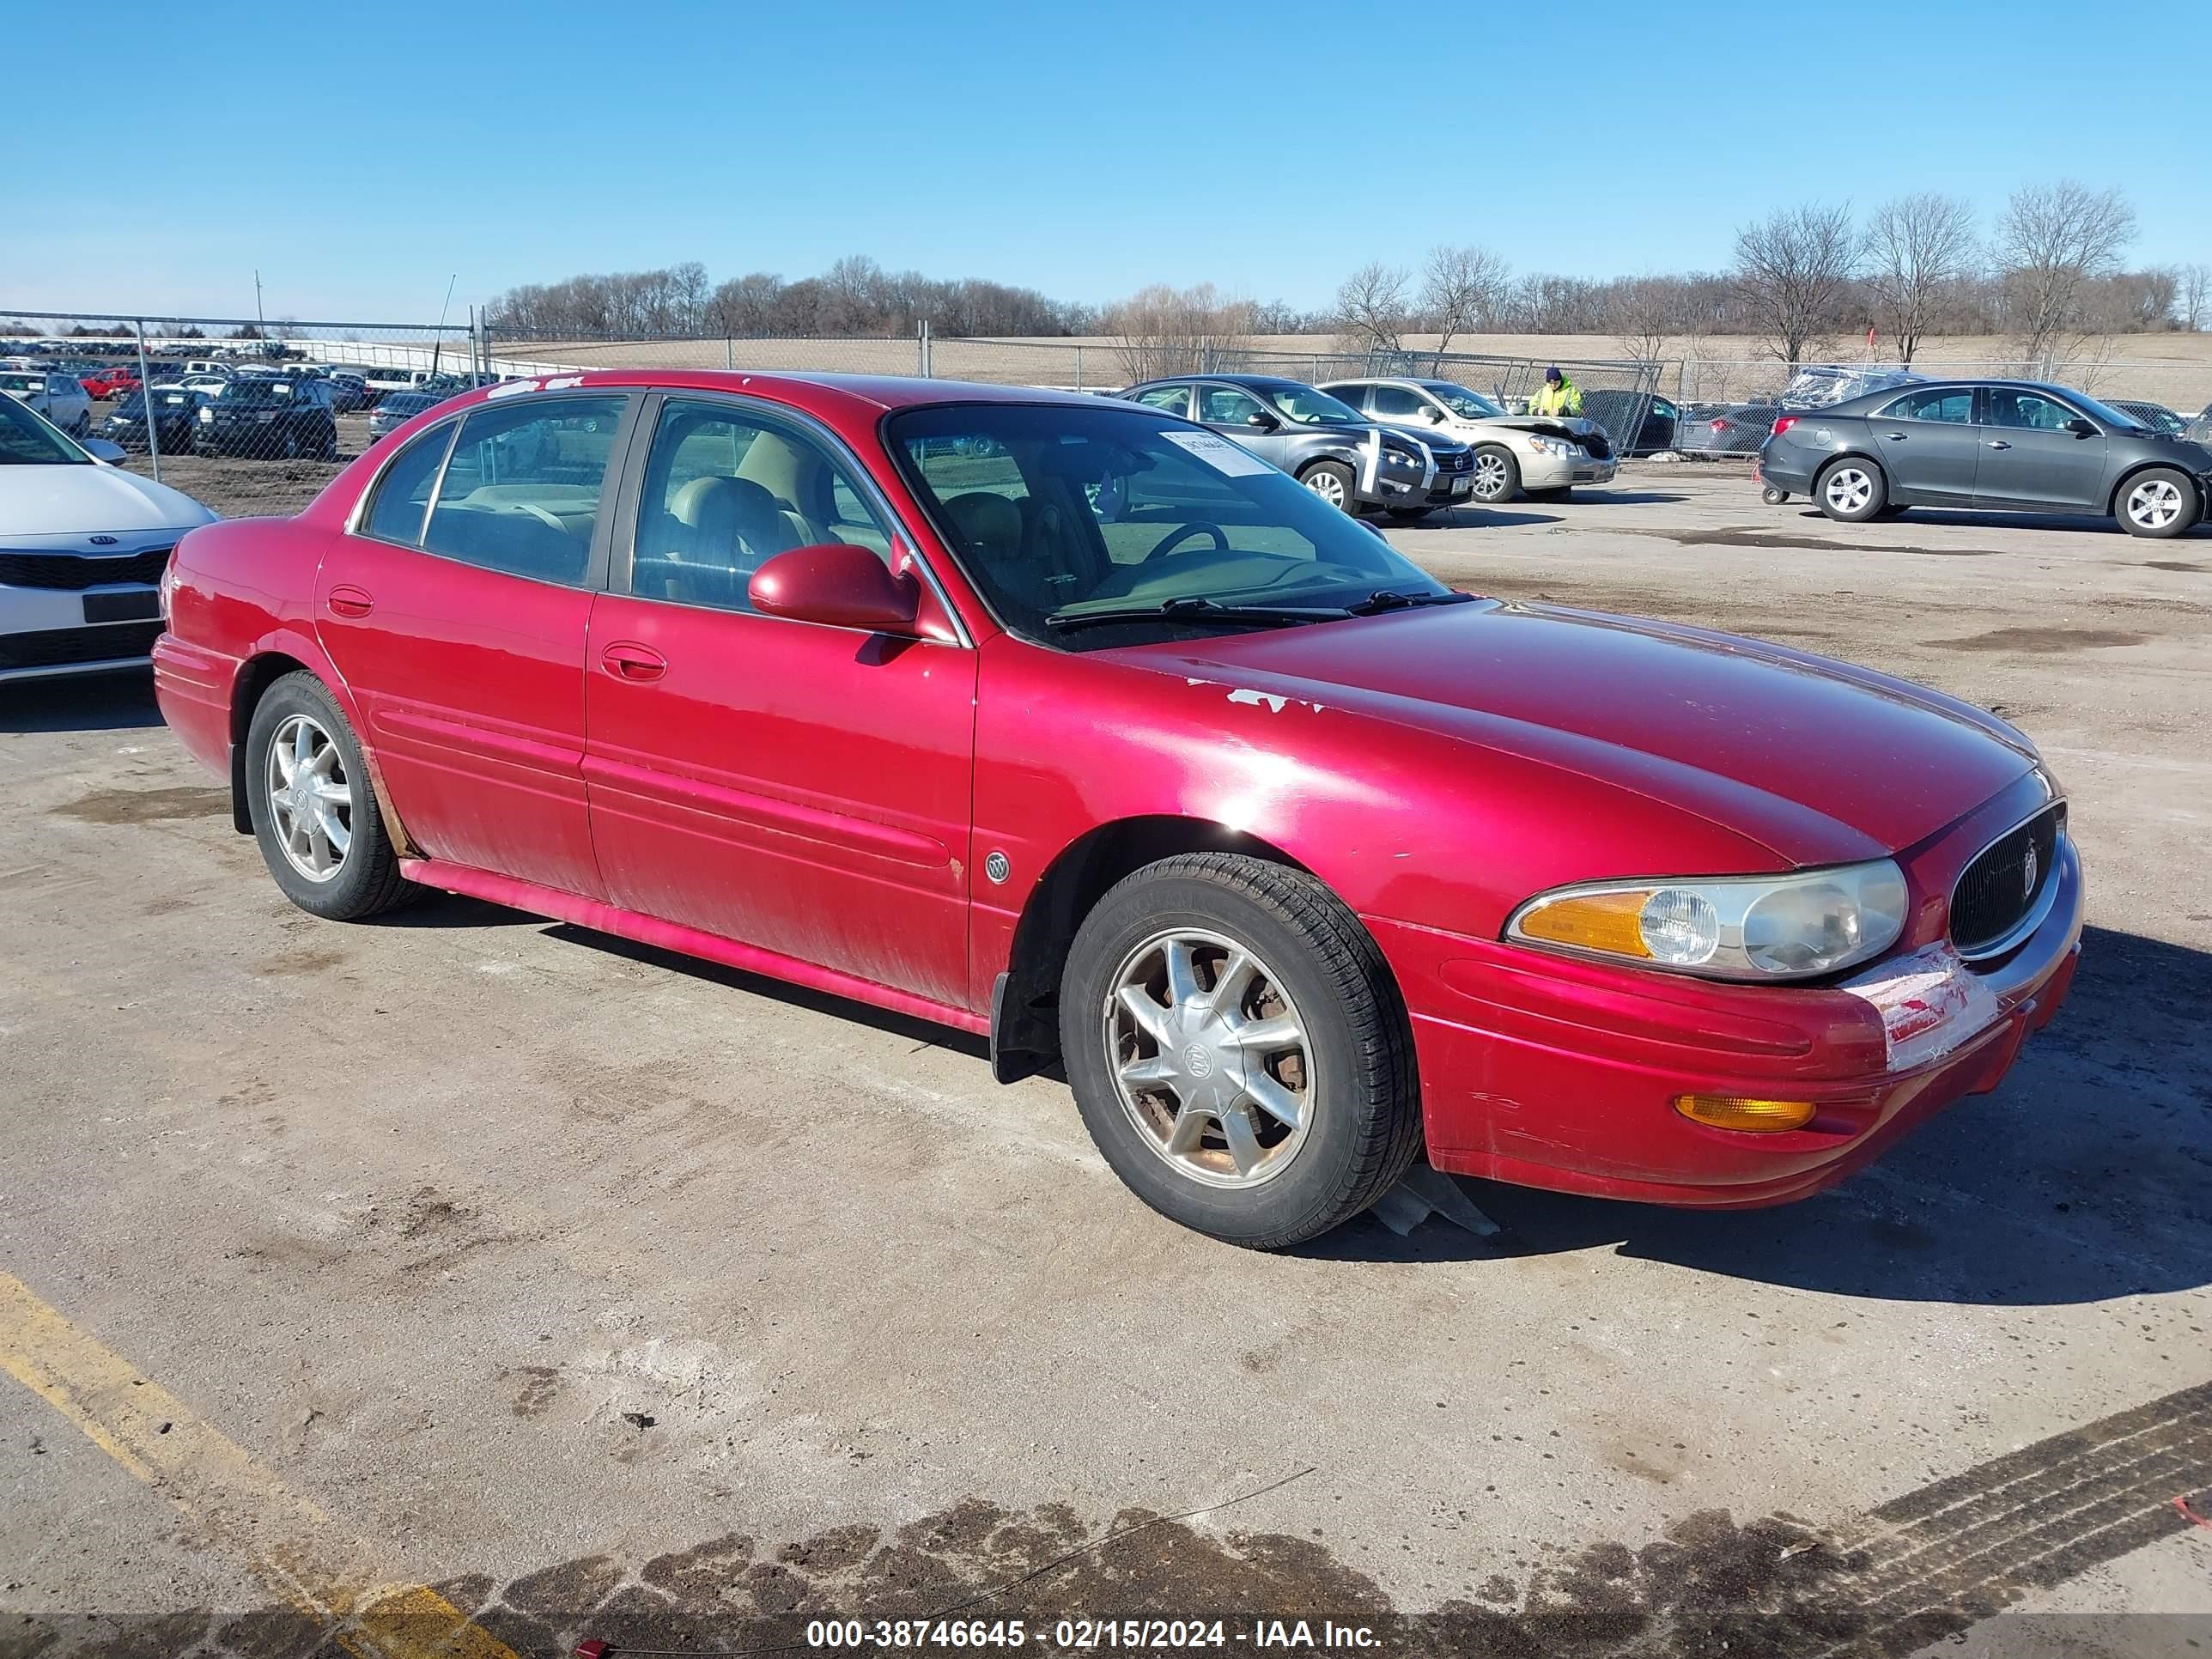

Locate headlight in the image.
[1524,435,1575,457]
[1506,860,1910,981]
[198,406,213,422]
[1383,448,1421,469]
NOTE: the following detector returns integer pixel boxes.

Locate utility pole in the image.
[253,270,264,333]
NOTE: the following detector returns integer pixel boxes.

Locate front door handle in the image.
[600,642,667,683]
[326,584,374,618]
[1883,431,1907,441]
[1984,439,2012,450]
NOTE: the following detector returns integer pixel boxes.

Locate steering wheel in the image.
[1142,522,1230,563]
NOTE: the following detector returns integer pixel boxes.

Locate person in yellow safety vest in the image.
[1529,365,1582,417]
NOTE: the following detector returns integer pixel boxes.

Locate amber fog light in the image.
[1673,1094,1819,1133]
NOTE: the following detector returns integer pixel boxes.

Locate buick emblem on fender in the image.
[2022,842,2038,899]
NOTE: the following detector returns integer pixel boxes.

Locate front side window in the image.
[890,402,1449,643]
[1198,385,1267,426]
[1986,390,2079,431]
[1370,385,1427,419]
[422,395,626,584]
[1882,388,1975,423]
[630,398,891,612]
[360,421,455,545]
[1260,383,1363,427]
[0,392,87,465]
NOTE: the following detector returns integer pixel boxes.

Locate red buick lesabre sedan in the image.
[153,372,2082,1248]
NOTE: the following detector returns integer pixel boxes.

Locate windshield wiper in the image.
[1346,589,1478,616]
[1045,596,1352,635]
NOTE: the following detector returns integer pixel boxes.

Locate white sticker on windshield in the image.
[1159,430,1273,477]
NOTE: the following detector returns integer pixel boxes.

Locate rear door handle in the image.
[325,584,374,618]
[600,642,667,683]
[1984,440,2012,450]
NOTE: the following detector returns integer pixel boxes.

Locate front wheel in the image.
[2117,468,2200,538]
[1298,460,1355,514]
[1468,444,1519,504]
[1816,458,1887,523]
[1059,854,1422,1249]
[244,672,422,921]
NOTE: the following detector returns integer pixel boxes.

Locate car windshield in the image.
[888,401,1449,647]
[2061,390,2154,432]
[0,392,88,465]
[1259,384,1363,426]
[215,379,295,404]
[1422,381,1504,419]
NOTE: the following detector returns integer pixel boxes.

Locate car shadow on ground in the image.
[1579,490,1689,505]
[1301,925,2212,1306]
[1790,506,2209,538]
[0,672,164,733]
[1418,508,1564,530]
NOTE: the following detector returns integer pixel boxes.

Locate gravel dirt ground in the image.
[2,464,2208,1657]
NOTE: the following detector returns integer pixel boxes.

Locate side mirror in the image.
[1425,406,1447,422]
[2064,417,2098,438]
[749,542,920,634]
[1244,410,1279,431]
[82,437,128,464]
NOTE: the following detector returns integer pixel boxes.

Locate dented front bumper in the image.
[1368,836,2084,1208]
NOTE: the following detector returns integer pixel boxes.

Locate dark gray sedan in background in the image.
[1119,374,1477,520]
[1759,380,2212,538]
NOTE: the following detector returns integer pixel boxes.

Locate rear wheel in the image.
[1816,457,1887,523]
[1468,445,1519,504]
[1298,460,1355,514]
[1059,854,1422,1249]
[2117,468,2199,538]
[245,672,421,921]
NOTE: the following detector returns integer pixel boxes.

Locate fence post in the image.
[132,319,160,483]
[724,335,733,372]
[916,319,933,377]
[1074,344,1084,389]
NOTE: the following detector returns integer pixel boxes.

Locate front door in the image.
[1196,382,1295,469]
[1976,387,2110,510]
[582,395,976,1010]
[1867,385,1981,501]
[314,392,637,897]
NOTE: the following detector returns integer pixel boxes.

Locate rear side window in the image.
[360,422,455,545]
[423,396,627,585]
[1882,388,1974,423]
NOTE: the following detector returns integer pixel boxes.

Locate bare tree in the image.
[1863,192,1978,367]
[1421,245,1509,355]
[2180,264,2212,331]
[1992,181,2136,366]
[1607,275,1687,362]
[1731,203,1859,367]
[1334,262,1412,353]
[1103,283,1257,381]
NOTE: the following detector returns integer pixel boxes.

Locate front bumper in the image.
[1367,836,2084,1206]
[1522,447,1619,489]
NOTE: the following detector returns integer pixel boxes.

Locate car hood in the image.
[0,462,218,539]
[1119,600,2038,863]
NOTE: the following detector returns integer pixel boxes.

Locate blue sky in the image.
[11,0,2209,325]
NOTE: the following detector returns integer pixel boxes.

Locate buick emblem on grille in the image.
[2021,842,2039,899]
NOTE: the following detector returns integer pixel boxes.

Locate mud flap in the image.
[989,970,1055,1085]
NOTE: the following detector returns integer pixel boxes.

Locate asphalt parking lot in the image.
[3,465,2208,1656]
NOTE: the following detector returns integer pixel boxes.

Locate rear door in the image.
[1868,386,1981,501]
[314,391,640,897]
[1975,388,2110,510]
[580,393,976,1008]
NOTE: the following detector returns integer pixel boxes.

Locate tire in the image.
[2116,467,2200,539]
[1876,503,1910,519]
[244,671,421,921]
[318,423,340,462]
[1298,460,1355,514]
[279,426,301,461]
[1815,457,1887,523]
[1058,853,1422,1249]
[1468,444,1519,504]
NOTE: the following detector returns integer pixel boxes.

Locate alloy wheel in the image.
[264,713,353,882]
[1305,470,1346,509]
[1472,453,1512,501]
[1825,466,1874,514]
[2127,477,2184,531]
[1103,928,1315,1188]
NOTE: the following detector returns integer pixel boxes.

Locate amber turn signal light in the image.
[1673,1094,1819,1133]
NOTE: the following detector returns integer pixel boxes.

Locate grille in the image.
[1436,450,1472,472]
[0,548,171,590]
[1950,805,2063,958]
[1583,431,1613,461]
[0,620,165,671]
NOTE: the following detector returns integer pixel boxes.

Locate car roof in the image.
[428,368,1125,423]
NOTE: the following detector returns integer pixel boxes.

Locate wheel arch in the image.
[990,813,1408,1085]
[223,642,408,852]
[2106,459,2202,520]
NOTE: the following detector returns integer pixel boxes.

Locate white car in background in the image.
[0,367,94,437]
[1321,376,1619,504]
[0,393,217,683]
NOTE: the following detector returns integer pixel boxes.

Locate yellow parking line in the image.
[0,1271,520,1659]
